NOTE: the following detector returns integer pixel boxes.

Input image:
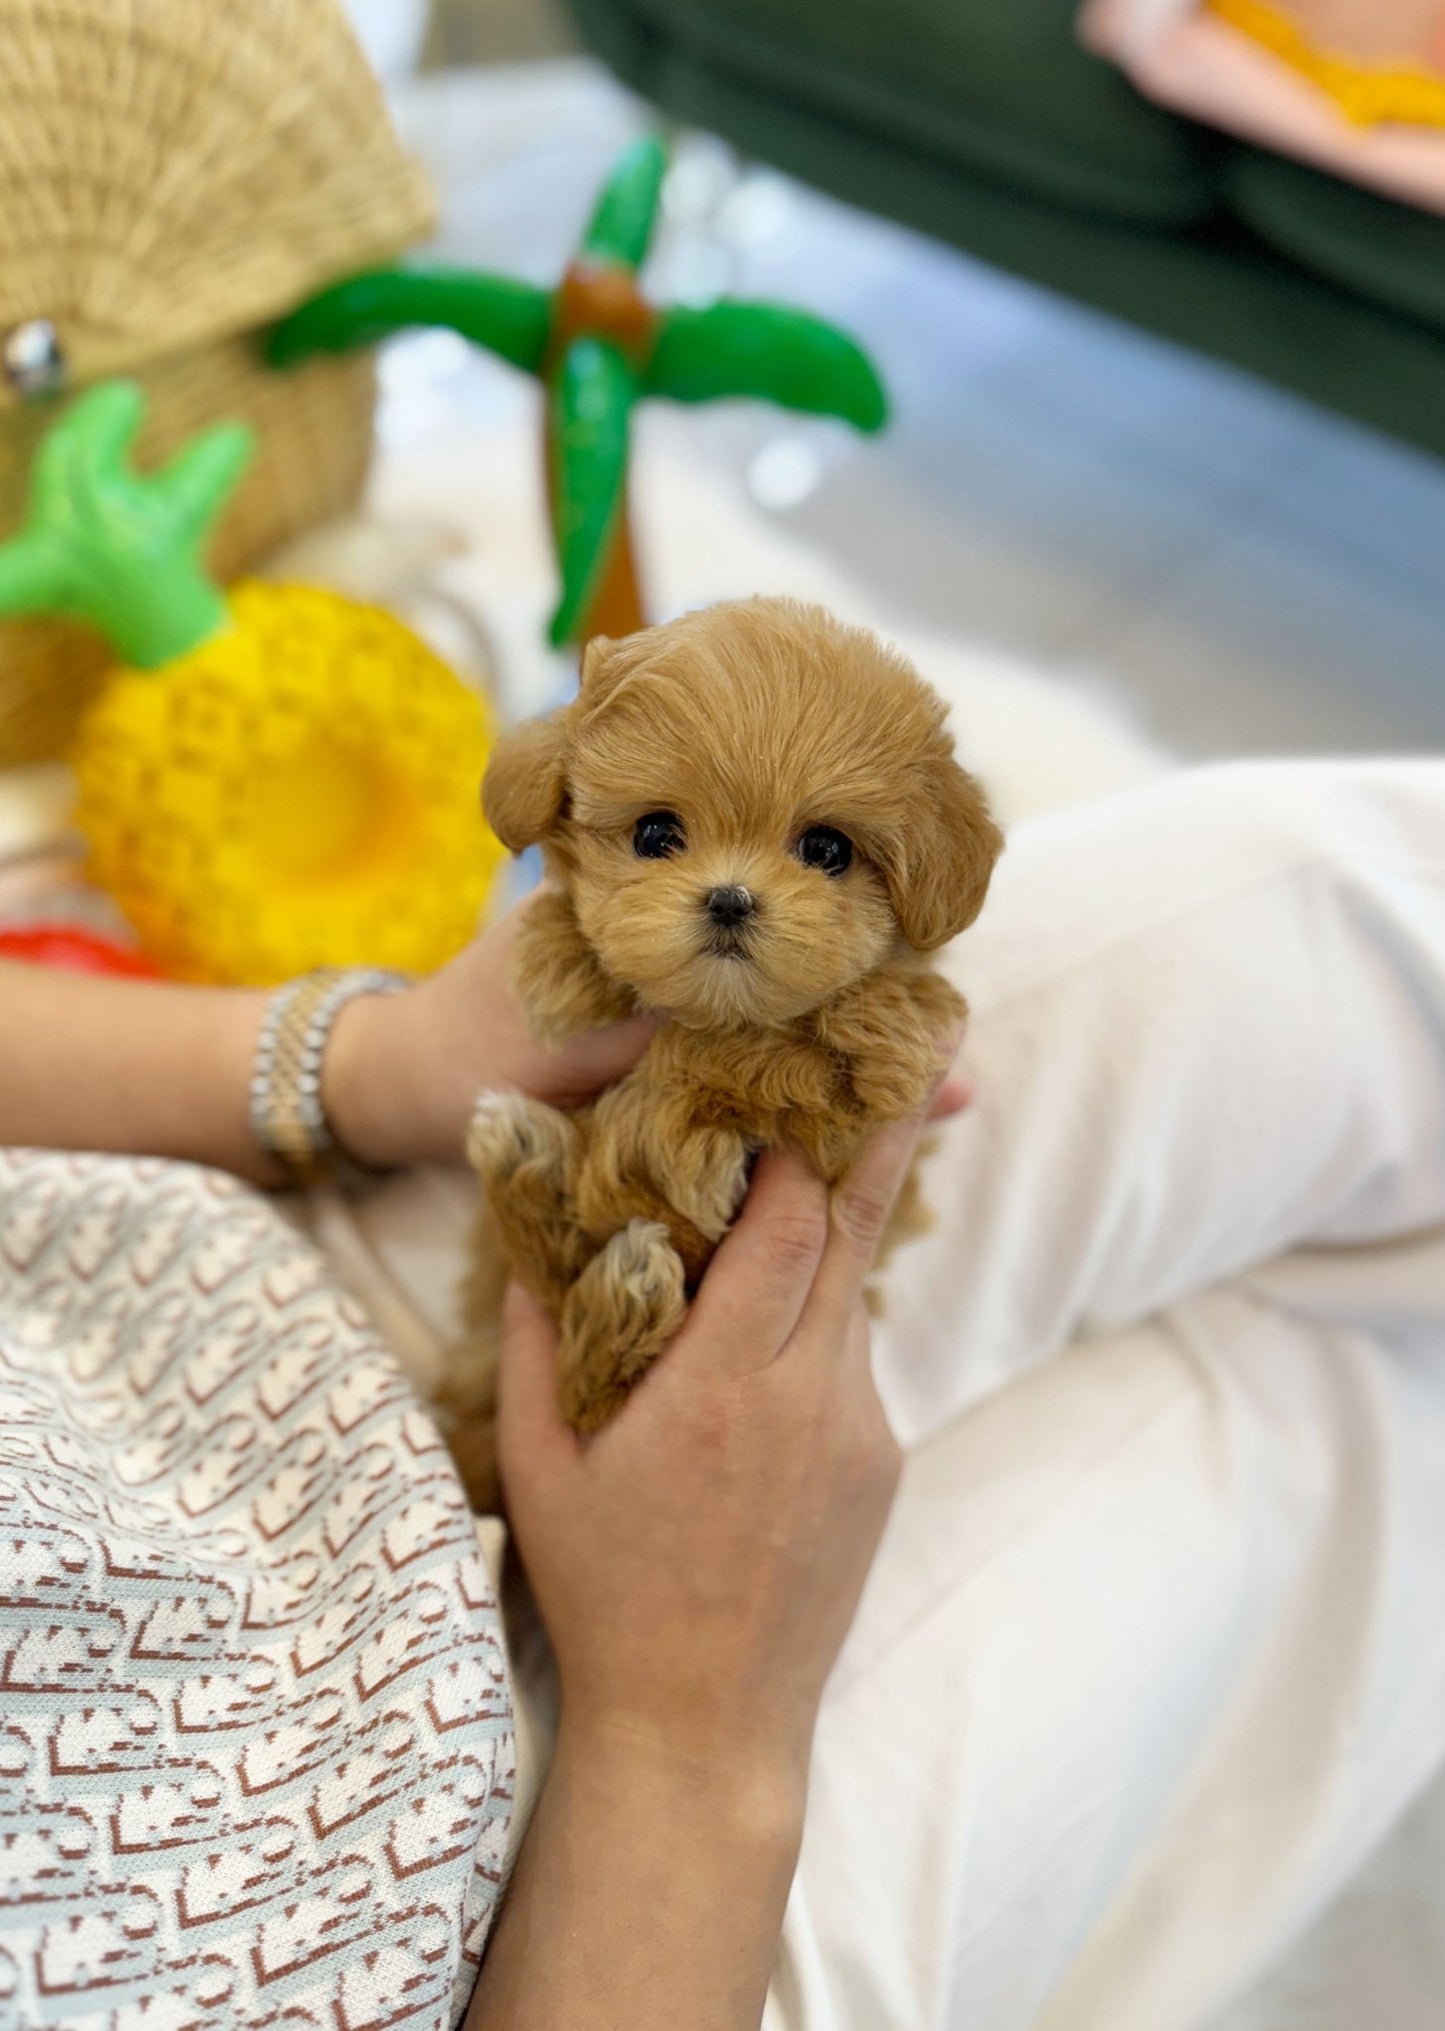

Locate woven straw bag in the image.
[0,0,436,765]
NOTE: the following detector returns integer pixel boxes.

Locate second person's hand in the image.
[322,894,658,1169]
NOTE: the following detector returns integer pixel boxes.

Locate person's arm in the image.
[476,1724,802,2031]
[0,899,969,1183]
[468,1115,932,2029]
[0,901,656,1183]
[0,961,277,1178]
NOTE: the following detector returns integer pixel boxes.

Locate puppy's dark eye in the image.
[796,826,853,877]
[633,810,685,859]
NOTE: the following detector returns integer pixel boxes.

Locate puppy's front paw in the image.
[468,1091,587,1311]
[559,1218,687,1432]
[661,1126,751,1241]
[467,1090,573,1189]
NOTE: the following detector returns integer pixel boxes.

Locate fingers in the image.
[496,1281,579,1492]
[564,1012,659,1090]
[928,1063,973,1120]
[676,1147,830,1373]
[805,1106,933,1333]
[836,1293,878,1387]
[845,1306,899,1460]
[681,1045,955,1375]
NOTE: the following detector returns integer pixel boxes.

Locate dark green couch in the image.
[568,0,1445,460]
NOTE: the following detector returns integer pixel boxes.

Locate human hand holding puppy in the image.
[321,899,658,1171]
[466,1114,931,2031]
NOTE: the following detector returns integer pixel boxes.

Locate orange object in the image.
[1207,0,1445,128]
[0,924,163,977]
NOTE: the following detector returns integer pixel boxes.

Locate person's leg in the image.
[769,759,1445,2030]
[770,1266,1445,2031]
[876,757,1445,1442]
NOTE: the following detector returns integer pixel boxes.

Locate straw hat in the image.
[0,0,436,764]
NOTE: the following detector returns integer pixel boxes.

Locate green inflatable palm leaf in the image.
[647,304,887,431]
[548,338,636,647]
[266,136,889,645]
[578,136,667,272]
[268,268,553,374]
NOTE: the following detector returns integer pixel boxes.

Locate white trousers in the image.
[766,760,1445,2031]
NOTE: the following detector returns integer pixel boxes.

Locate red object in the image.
[0,923,163,978]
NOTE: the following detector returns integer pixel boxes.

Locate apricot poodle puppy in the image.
[437,597,1002,1511]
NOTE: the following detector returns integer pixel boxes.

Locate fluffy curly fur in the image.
[436,597,1002,1511]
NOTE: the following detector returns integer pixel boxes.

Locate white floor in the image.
[393,59,1445,765]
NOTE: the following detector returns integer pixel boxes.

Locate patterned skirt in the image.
[0,1150,514,2029]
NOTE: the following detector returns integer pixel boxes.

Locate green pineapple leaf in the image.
[0,381,252,669]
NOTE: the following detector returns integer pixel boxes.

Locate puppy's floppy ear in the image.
[481,634,631,850]
[482,711,570,851]
[887,746,1004,951]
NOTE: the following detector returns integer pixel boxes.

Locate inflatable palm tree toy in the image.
[269,137,888,647]
[0,381,502,984]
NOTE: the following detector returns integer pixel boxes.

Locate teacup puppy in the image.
[437,597,1002,1511]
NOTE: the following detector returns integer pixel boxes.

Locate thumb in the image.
[562,1011,659,1092]
[928,1065,974,1120]
[497,1282,579,1485]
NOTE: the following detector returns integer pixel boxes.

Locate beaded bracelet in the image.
[248,967,409,1185]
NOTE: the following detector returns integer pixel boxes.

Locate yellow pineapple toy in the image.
[0,381,503,984]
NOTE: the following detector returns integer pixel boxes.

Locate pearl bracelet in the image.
[248,967,409,1184]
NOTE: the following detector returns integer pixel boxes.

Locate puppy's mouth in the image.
[702,925,755,962]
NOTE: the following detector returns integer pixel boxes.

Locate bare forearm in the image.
[0,960,457,1183]
[0,924,656,1182]
[0,960,276,1181]
[466,1729,804,2031]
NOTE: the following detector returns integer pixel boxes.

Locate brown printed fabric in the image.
[0,1150,513,2029]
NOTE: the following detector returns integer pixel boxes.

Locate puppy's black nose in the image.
[705,884,755,928]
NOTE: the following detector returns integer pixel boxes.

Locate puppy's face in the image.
[567,724,898,1030]
[484,600,1002,1030]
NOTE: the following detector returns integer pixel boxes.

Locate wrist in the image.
[321,984,444,1171]
[556,1710,808,1866]
[214,987,288,1185]
[466,1706,804,2030]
